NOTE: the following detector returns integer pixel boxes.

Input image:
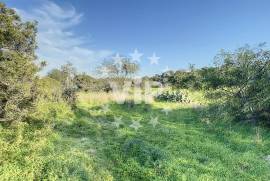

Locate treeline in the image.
[151,45,270,125]
[45,63,112,104]
[45,57,142,98]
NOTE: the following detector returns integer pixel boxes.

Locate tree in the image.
[96,57,139,92]
[36,77,62,102]
[74,73,95,91]
[121,58,139,77]
[97,57,139,78]
[47,63,77,107]
[209,45,270,124]
[171,70,201,89]
[151,69,202,89]
[47,69,65,83]
[0,3,38,122]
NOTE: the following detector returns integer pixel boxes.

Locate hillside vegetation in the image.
[1,2,270,180]
[1,92,270,180]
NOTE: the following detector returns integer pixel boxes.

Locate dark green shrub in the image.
[151,66,202,89]
[62,87,77,108]
[171,70,202,89]
[102,82,112,92]
[0,3,38,122]
[155,91,189,103]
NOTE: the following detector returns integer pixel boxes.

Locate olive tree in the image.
[210,45,270,124]
[97,57,139,78]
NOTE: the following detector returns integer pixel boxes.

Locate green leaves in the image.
[209,45,270,124]
[0,3,38,122]
[97,57,139,78]
[155,91,189,103]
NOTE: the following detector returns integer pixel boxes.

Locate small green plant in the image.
[155,91,189,103]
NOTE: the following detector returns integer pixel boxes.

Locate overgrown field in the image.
[1,91,270,180]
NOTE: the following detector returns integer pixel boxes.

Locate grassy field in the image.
[1,91,270,180]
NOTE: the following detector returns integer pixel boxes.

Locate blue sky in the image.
[3,0,270,76]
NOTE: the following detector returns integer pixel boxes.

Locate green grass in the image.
[1,91,270,180]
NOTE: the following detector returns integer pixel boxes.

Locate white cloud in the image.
[14,1,112,74]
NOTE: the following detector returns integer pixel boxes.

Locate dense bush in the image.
[0,3,39,122]
[36,77,63,102]
[74,73,95,92]
[151,65,202,89]
[75,74,112,92]
[210,45,270,124]
[31,99,74,123]
[171,70,202,89]
[47,63,77,108]
[155,91,189,103]
[152,45,270,125]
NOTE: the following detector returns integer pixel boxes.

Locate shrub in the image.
[62,87,77,108]
[151,65,202,89]
[30,99,74,123]
[47,63,77,107]
[206,45,270,125]
[0,3,38,122]
[74,73,95,92]
[36,77,63,102]
[155,91,189,103]
[171,70,202,89]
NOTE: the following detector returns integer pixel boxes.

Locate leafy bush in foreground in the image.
[0,3,38,122]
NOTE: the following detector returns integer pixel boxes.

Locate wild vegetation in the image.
[1,3,270,180]
[152,46,270,125]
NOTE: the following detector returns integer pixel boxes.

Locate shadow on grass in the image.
[55,101,264,150]
[50,101,270,180]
